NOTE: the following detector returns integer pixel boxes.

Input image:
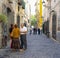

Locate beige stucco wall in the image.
[0,1,2,13]
[50,0,60,41]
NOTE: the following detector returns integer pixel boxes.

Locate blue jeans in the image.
[20,34,27,49]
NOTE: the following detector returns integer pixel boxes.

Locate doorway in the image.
[52,13,57,39]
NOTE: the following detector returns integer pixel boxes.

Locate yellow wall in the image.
[38,0,43,28]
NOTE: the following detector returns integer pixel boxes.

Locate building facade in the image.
[25,1,31,26]
[50,0,60,41]
[0,0,26,35]
[43,0,60,42]
[0,0,14,35]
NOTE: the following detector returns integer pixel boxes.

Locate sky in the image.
[28,0,36,15]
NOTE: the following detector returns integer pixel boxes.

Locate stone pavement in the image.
[57,31,60,42]
[0,34,60,58]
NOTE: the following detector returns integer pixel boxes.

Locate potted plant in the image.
[0,14,8,23]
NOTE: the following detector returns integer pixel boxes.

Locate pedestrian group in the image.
[30,26,42,35]
[9,23,27,52]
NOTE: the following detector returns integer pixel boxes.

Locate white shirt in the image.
[20,26,27,34]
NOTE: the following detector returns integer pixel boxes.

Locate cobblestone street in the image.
[0,34,60,58]
[0,0,60,58]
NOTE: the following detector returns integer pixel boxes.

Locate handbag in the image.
[10,32,13,39]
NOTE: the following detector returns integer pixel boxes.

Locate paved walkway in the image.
[0,34,60,58]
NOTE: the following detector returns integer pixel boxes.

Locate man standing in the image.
[20,23,27,51]
[9,24,14,48]
[9,24,14,35]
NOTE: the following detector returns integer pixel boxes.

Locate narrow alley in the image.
[0,0,60,58]
[0,34,60,58]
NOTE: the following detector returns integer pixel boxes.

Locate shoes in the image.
[20,49,24,52]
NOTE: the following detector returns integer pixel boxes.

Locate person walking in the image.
[35,28,37,34]
[30,26,32,35]
[20,23,27,51]
[40,27,42,34]
[10,24,20,51]
[33,27,35,34]
[38,28,40,35]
